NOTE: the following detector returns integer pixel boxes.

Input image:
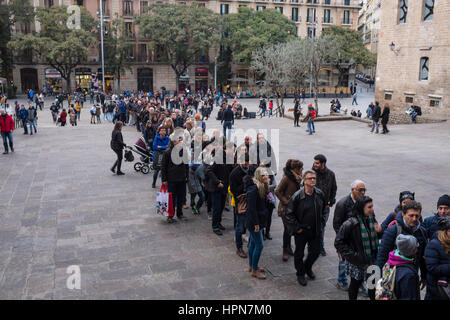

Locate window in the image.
[344,0,350,5]
[306,0,318,3]
[343,10,350,24]
[76,0,84,5]
[419,57,429,81]
[307,26,316,38]
[140,1,149,14]
[257,6,266,11]
[323,9,331,23]
[197,3,206,7]
[307,8,316,23]
[430,99,440,107]
[292,8,299,21]
[405,96,414,103]
[44,0,54,7]
[123,0,133,15]
[139,44,148,62]
[125,22,134,38]
[126,46,135,61]
[99,0,109,16]
[220,4,229,15]
[423,0,434,21]
[291,0,299,3]
[324,0,331,4]
[384,93,392,100]
[275,7,283,14]
[398,0,408,24]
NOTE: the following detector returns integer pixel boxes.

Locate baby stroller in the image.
[129,136,153,174]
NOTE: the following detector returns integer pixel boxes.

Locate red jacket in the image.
[60,111,68,122]
[0,114,14,132]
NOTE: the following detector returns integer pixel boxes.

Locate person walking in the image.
[303,104,315,135]
[18,105,28,134]
[161,133,189,223]
[90,105,97,124]
[221,104,234,141]
[380,104,390,134]
[370,101,381,134]
[59,109,67,127]
[334,196,380,300]
[110,121,127,175]
[293,100,301,127]
[424,216,450,300]
[0,109,14,154]
[268,100,274,117]
[246,167,270,280]
[351,91,358,106]
[312,154,337,256]
[275,159,303,262]
[366,102,374,120]
[27,104,37,135]
[285,170,327,286]
[332,179,367,290]
[152,126,170,188]
[50,103,59,124]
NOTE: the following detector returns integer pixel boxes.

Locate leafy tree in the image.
[322,26,376,89]
[103,15,134,93]
[0,0,34,80]
[223,7,296,66]
[8,5,96,92]
[136,3,220,91]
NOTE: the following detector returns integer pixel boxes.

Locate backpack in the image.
[375,262,406,300]
[311,109,316,119]
[124,150,134,162]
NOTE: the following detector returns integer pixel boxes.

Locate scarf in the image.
[403,218,421,233]
[359,216,379,260]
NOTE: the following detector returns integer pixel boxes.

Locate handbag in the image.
[156,185,174,217]
[153,151,164,169]
[236,194,247,215]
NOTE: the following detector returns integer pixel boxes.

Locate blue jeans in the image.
[22,120,28,134]
[28,119,37,134]
[223,121,232,140]
[248,229,264,271]
[1,132,13,152]
[76,111,80,120]
[211,191,226,230]
[152,169,159,185]
[190,191,205,209]
[307,120,314,134]
[235,213,247,249]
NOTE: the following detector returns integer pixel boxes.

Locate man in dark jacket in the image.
[204,146,230,236]
[221,104,234,140]
[285,170,327,286]
[312,154,337,256]
[161,134,189,222]
[423,194,450,240]
[18,105,28,134]
[381,191,415,231]
[376,200,428,290]
[370,101,381,134]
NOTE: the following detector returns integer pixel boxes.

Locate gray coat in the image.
[188,165,204,194]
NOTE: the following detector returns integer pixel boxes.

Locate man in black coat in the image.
[312,154,337,256]
[161,134,189,222]
[285,170,327,286]
[370,101,381,134]
[221,105,234,140]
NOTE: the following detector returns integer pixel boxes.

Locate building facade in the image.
[375,0,449,113]
[11,0,361,94]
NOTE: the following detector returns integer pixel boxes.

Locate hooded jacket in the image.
[424,236,450,300]
[376,213,428,279]
[388,250,420,300]
[0,114,14,132]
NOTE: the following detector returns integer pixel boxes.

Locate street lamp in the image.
[214,56,217,91]
[309,19,317,97]
[97,1,106,94]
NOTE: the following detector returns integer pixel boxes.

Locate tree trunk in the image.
[175,73,180,93]
[117,69,121,94]
[65,74,72,93]
[313,77,319,115]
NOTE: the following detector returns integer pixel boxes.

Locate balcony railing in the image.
[306,17,318,24]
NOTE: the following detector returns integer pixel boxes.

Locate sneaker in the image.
[182,204,188,209]
[116,171,125,176]
[178,215,188,221]
[192,205,198,215]
[110,167,115,174]
[2,151,8,154]
[167,217,177,224]
[335,281,349,291]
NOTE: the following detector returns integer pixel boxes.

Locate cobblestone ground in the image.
[0,95,448,300]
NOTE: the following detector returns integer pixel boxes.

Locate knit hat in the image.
[437,194,450,208]
[437,216,450,231]
[308,103,312,107]
[399,191,415,204]
[194,113,201,120]
[396,234,419,258]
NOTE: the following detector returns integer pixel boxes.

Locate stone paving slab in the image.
[0,96,448,300]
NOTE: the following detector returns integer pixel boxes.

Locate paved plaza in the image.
[0,95,448,300]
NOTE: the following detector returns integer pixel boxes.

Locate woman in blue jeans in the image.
[245,167,269,280]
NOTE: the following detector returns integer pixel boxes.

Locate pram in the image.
[129,136,154,174]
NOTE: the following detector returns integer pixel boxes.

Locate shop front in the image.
[195,67,209,93]
[96,68,114,93]
[44,68,62,94]
[75,68,92,92]
[178,74,190,94]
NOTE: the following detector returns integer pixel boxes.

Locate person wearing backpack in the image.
[381,191,415,232]
[303,104,315,135]
[386,234,421,300]
[376,200,428,291]
[335,196,381,300]
[424,216,450,300]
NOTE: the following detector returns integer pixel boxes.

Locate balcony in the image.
[341,19,353,25]
[127,33,136,40]
[322,17,333,24]
[306,17,318,24]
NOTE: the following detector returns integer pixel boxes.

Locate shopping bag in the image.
[153,151,164,170]
[156,185,174,217]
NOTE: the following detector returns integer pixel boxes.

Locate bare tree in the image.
[284,39,312,99]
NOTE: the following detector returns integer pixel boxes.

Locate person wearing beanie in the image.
[424,216,450,300]
[381,191,415,231]
[424,194,450,240]
[386,234,421,300]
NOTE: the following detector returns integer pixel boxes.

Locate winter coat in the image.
[245,177,268,230]
[229,165,252,198]
[256,140,276,173]
[335,216,379,267]
[160,144,189,183]
[110,129,126,151]
[188,166,203,194]
[152,135,170,152]
[314,167,337,207]
[425,237,450,300]
[372,105,381,122]
[376,213,428,279]
[381,107,390,124]
[18,108,28,121]
[27,108,36,121]
[388,250,420,300]
[423,213,443,240]
[275,167,301,218]
[204,162,230,193]
[285,187,327,236]
[381,205,402,231]
[333,194,356,233]
[0,114,15,132]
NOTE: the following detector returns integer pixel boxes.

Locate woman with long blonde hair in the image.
[245,167,270,279]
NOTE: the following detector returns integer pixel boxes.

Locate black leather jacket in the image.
[285,187,327,236]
